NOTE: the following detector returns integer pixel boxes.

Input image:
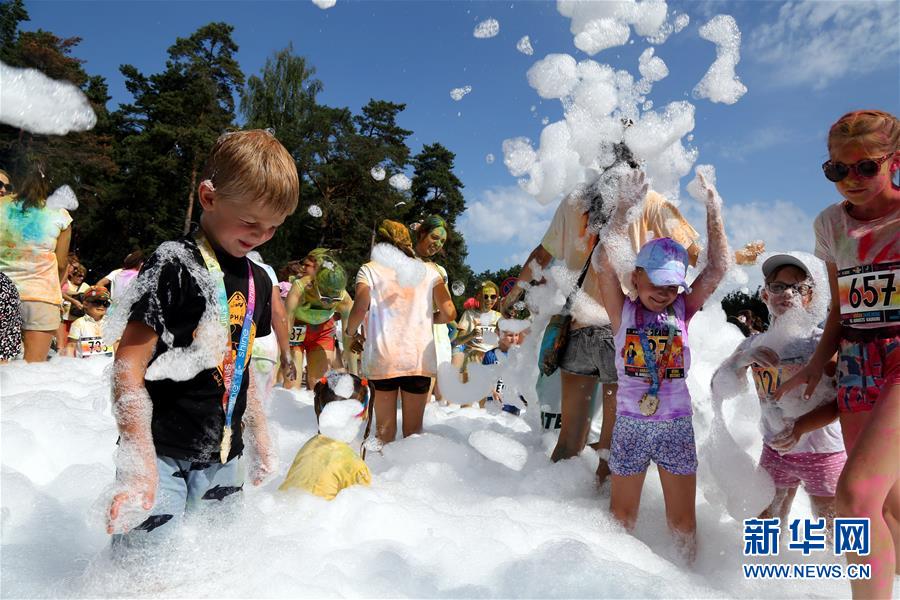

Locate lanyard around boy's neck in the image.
[635,303,677,401]
[195,232,256,463]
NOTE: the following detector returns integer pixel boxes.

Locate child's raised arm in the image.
[591,169,648,334]
[685,173,731,315]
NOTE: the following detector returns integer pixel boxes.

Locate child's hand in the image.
[695,172,720,207]
[107,470,157,534]
[769,421,801,453]
[616,168,648,213]
[775,360,823,402]
[742,346,780,369]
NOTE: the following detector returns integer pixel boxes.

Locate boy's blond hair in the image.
[201,129,299,215]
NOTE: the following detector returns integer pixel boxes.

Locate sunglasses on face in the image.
[316,289,342,305]
[86,299,111,308]
[0,181,12,192]
[483,294,497,300]
[822,154,892,183]
[765,282,813,297]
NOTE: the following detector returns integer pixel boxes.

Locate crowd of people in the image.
[0,109,897,598]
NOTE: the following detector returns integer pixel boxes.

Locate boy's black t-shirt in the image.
[128,234,272,463]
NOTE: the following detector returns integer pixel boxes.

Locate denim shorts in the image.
[609,415,697,476]
[559,325,617,383]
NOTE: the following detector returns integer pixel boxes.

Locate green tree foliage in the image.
[721,287,769,322]
[1,17,484,289]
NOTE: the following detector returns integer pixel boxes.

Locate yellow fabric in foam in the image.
[278,435,371,500]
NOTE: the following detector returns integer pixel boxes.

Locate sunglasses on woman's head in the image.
[822,154,892,183]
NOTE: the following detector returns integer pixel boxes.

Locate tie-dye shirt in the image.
[0,197,72,304]
[814,201,900,329]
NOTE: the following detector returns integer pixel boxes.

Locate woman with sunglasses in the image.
[0,160,72,362]
[451,281,503,377]
[0,169,14,198]
[285,254,353,391]
[412,215,455,402]
[65,285,114,357]
[777,110,899,599]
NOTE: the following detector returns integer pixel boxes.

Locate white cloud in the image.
[459,185,556,249]
[748,1,900,90]
[723,199,816,256]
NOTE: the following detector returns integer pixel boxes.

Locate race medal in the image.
[220,425,232,464]
[639,392,659,416]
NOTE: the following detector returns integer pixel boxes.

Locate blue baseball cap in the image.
[635,237,691,290]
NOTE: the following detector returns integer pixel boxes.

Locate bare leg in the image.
[23,330,54,363]
[399,390,429,438]
[610,471,648,531]
[551,371,597,462]
[305,346,334,391]
[760,487,798,522]
[836,384,899,598]
[658,468,698,564]
[595,383,617,484]
[373,388,400,443]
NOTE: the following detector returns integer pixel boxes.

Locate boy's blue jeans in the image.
[111,454,244,549]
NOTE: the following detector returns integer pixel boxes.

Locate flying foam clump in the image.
[311,0,336,9]
[0,61,97,135]
[389,173,412,191]
[473,18,500,39]
[693,15,747,105]
[45,186,79,211]
[370,166,387,181]
[450,86,473,101]
[516,35,534,55]
[557,0,669,55]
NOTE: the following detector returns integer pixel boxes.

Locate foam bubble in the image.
[638,48,668,83]
[473,18,500,39]
[527,54,579,99]
[450,85,472,101]
[692,15,747,105]
[0,61,97,135]
[485,153,495,165]
[451,281,466,296]
[370,243,427,288]
[575,18,631,55]
[389,173,412,191]
[319,400,364,443]
[308,205,323,218]
[45,185,79,211]
[516,35,534,55]
[371,166,386,181]
[468,430,528,471]
[312,0,336,9]
[501,137,537,177]
[497,319,531,334]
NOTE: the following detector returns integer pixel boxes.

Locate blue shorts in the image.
[111,454,245,550]
[609,415,697,476]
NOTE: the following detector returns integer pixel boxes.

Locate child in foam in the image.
[593,169,730,562]
[777,110,899,598]
[482,320,528,414]
[66,285,115,357]
[713,254,845,525]
[106,130,298,541]
[284,253,353,390]
[280,371,372,500]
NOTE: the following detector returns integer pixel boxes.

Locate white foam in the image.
[311,0,336,9]
[638,48,668,83]
[516,35,534,55]
[307,204,323,218]
[0,61,97,135]
[526,54,578,99]
[497,319,531,334]
[473,18,500,39]
[45,185,79,211]
[692,15,747,105]
[468,430,528,471]
[327,371,356,400]
[451,281,466,296]
[388,173,412,191]
[501,137,537,177]
[370,166,386,181]
[319,400,364,444]
[450,85,472,101]
[485,153,495,165]
[370,243,426,288]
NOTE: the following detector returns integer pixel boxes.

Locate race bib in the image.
[622,328,685,379]
[76,336,113,358]
[751,362,802,400]
[289,325,307,346]
[837,261,899,325]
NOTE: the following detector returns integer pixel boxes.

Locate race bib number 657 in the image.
[837,261,899,325]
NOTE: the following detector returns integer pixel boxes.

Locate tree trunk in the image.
[183,163,198,235]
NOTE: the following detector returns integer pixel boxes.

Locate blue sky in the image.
[23,0,900,272]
